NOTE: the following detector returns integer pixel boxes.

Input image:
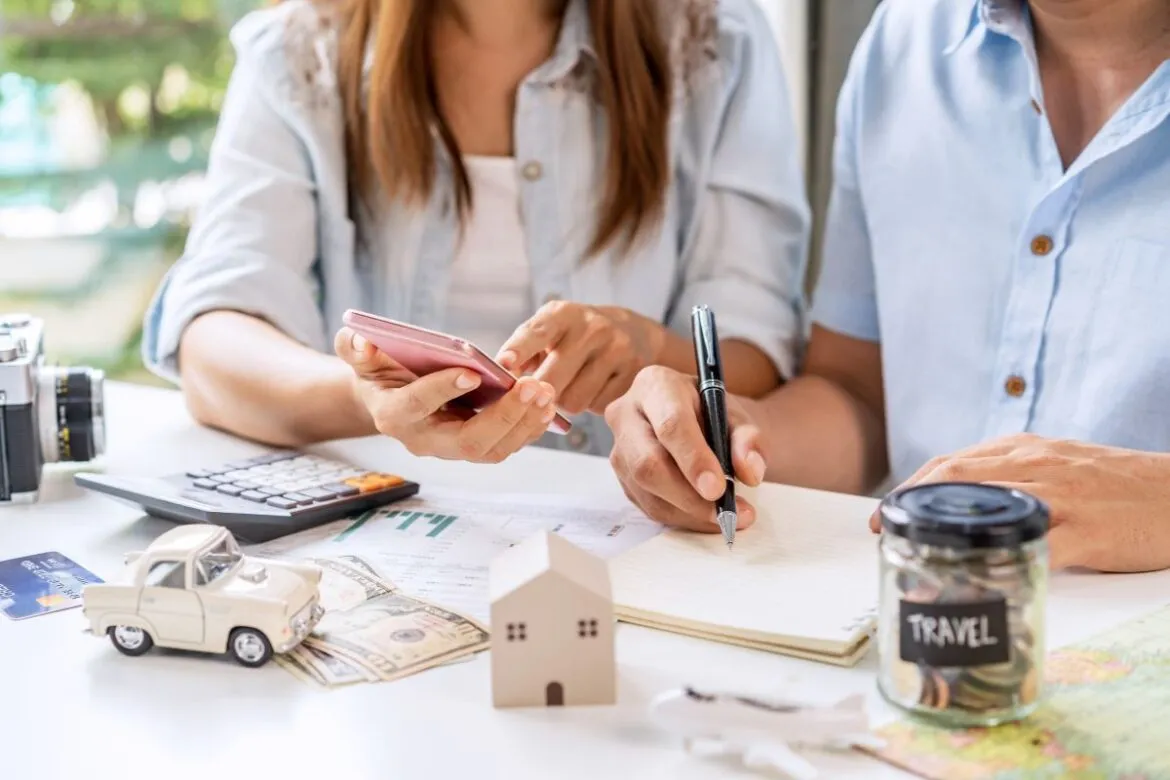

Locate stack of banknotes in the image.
[274,555,490,688]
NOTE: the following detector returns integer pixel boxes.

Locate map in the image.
[869,605,1170,780]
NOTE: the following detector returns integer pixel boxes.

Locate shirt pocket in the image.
[1073,237,1170,449]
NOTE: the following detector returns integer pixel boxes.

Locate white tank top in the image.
[443,156,533,358]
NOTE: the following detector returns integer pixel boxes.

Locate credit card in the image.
[0,552,104,620]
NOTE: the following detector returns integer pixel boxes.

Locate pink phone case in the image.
[342,309,571,435]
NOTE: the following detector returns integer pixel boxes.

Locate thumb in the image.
[730,422,767,487]
[335,327,408,378]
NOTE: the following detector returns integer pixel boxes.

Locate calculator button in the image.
[319,483,360,498]
[186,469,213,479]
[225,459,259,470]
[224,470,252,481]
[192,479,218,490]
[258,487,285,496]
[240,490,270,502]
[300,488,336,502]
[208,474,234,484]
[266,497,298,509]
[344,473,406,493]
[216,484,245,496]
[233,481,260,490]
[282,492,314,504]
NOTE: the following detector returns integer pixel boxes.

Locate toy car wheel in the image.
[109,625,154,656]
[229,627,273,668]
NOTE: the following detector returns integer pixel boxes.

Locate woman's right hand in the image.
[335,328,557,463]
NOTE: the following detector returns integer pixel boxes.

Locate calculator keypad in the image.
[189,452,404,510]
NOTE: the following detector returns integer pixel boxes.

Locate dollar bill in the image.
[288,642,379,686]
[306,592,490,682]
[309,555,397,613]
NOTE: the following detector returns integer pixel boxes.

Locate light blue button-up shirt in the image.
[141,0,809,457]
[812,0,1170,484]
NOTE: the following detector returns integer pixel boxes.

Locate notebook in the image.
[611,482,882,666]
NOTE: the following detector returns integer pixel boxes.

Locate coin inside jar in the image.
[876,483,1050,727]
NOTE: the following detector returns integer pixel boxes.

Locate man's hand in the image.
[605,366,768,532]
[870,433,1170,573]
[497,302,668,415]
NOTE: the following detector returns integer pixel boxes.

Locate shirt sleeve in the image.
[668,0,811,381]
[141,22,326,385]
[808,15,880,344]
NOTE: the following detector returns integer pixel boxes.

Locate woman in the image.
[143,0,809,463]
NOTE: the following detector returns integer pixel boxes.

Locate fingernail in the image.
[536,392,552,408]
[351,332,368,352]
[456,373,479,390]
[542,406,557,422]
[499,351,517,368]
[747,451,766,482]
[519,383,538,403]
[698,471,723,499]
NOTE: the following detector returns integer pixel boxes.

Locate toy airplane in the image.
[649,687,886,779]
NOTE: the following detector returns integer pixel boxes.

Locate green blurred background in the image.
[0,0,261,384]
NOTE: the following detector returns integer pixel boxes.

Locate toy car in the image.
[82,525,324,668]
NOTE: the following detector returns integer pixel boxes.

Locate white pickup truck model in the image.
[82,525,324,667]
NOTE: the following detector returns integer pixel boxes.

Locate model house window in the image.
[578,619,598,638]
[507,622,527,642]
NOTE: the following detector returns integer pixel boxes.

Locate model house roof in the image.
[489,531,612,603]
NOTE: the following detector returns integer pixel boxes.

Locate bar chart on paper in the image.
[252,489,663,621]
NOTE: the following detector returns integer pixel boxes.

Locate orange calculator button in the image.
[344,473,406,493]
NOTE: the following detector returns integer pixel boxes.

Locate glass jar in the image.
[876,483,1049,727]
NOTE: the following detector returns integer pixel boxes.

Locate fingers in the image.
[730,421,767,487]
[335,327,411,380]
[498,303,575,374]
[455,377,555,462]
[609,405,720,524]
[559,357,619,415]
[641,384,726,503]
[368,369,482,433]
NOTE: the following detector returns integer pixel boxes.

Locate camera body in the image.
[0,314,105,503]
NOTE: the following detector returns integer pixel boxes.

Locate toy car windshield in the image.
[196,536,243,585]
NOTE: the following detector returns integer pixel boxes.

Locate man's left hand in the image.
[869,433,1170,573]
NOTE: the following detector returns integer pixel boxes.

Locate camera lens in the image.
[37,366,106,464]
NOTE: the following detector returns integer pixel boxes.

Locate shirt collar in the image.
[944,0,1029,56]
[360,0,598,87]
[529,0,599,87]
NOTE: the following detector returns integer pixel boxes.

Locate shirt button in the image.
[522,161,544,181]
[567,429,589,451]
[1030,235,1054,256]
[1004,375,1027,398]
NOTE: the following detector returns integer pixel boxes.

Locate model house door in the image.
[546,682,564,707]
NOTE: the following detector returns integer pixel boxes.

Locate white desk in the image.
[2,382,1167,780]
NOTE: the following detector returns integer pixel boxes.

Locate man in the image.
[605,0,1170,572]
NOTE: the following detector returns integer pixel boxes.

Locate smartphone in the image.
[341,309,571,435]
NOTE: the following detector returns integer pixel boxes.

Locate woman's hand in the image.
[336,328,556,464]
[497,301,667,415]
[870,433,1170,573]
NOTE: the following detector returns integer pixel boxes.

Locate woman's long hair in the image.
[331,0,672,255]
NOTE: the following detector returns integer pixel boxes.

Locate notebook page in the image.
[612,482,881,652]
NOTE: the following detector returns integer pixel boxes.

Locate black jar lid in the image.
[880,482,1049,550]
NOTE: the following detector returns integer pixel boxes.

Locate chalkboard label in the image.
[899,599,1010,667]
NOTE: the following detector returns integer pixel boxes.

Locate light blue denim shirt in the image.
[142,0,810,457]
[813,0,1170,484]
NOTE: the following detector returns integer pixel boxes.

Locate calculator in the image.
[74,451,419,543]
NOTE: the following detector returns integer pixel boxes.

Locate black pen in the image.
[690,305,737,550]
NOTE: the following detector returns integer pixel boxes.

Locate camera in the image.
[0,314,106,503]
